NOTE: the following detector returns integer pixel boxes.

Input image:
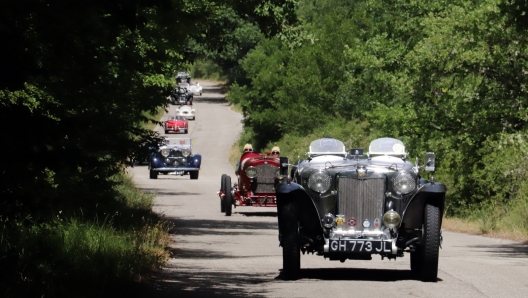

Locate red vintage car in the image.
[218,151,281,216]
[164,116,188,134]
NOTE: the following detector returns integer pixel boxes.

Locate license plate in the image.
[329,239,392,253]
[175,171,184,175]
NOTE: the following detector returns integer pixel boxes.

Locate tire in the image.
[190,171,199,180]
[220,174,226,212]
[281,200,300,280]
[185,129,188,134]
[411,204,440,282]
[223,175,233,216]
[164,130,168,134]
[149,169,158,179]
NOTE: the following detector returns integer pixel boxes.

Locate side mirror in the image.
[279,156,289,176]
[425,152,435,172]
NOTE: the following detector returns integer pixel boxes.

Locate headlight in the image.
[308,170,332,193]
[246,166,257,178]
[392,171,416,194]
[182,148,191,157]
[383,210,401,229]
[161,148,170,157]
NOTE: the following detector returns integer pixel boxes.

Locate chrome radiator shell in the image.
[336,176,385,229]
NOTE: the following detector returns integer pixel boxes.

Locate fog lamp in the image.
[382,210,401,229]
[322,213,336,228]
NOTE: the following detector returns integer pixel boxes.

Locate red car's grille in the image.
[254,164,277,193]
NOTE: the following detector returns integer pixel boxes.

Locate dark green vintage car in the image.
[276,137,445,281]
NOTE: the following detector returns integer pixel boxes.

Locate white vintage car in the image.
[176,105,196,120]
[187,83,202,96]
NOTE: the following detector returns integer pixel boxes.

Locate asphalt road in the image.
[128,81,528,298]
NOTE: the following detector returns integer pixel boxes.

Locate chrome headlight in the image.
[308,170,332,193]
[246,166,257,178]
[383,210,401,229]
[182,148,191,157]
[392,171,416,194]
[161,148,170,157]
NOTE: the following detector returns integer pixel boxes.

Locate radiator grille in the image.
[337,177,385,228]
[254,164,277,193]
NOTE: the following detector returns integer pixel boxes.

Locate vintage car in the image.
[164,116,188,134]
[176,71,191,83]
[187,83,202,96]
[169,86,192,105]
[276,137,446,281]
[148,137,200,179]
[176,105,196,120]
[218,150,280,216]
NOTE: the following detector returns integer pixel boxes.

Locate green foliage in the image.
[230,0,528,231]
[0,173,170,297]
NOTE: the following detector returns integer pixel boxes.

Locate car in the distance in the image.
[148,137,200,179]
[276,137,446,281]
[187,83,202,96]
[176,105,196,120]
[176,72,191,83]
[164,116,188,134]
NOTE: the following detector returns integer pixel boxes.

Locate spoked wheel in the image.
[223,175,233,216]
[220,174,226,212]
[280,199,300,280]
[411,203,440,282]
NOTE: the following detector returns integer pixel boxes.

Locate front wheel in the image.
[190,171,199,180]
[223,175,233,216]
[149,169,158,179]
[280,200,300,280]
[411,204,440,282]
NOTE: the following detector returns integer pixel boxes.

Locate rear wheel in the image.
[281,200,300,280]
[190,171,199,180]
[411,204,440,282]
[220,174,226,212]
[223,175,233,216]
[149,169,158,179]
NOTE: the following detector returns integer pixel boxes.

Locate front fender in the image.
[276,182,324,246]
[189,154,201,168]
[401,182,447,230]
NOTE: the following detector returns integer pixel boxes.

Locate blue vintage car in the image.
[148,138,201,179]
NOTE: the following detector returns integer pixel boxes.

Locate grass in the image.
[0,173,171,298]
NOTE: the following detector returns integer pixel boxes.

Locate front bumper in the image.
[151,167,199,172]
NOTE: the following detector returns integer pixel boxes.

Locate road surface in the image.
[128,81,528,298]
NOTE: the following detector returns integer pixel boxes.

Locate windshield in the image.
[368,138,406,155]
[309,138,346,155]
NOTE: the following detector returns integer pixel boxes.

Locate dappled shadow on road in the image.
[123,266,271,298]
[194,96,230,104]
[139,188,201,197]
[166,218,278,236]
[469,242,528,258]
[282,267,440,282]
[238,211,278,217]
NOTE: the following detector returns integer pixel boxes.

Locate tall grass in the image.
[0,173,171,297]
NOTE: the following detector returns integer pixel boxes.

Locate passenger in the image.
[271,146,280,158]
[236,144,254,175]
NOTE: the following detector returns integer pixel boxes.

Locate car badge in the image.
[336,215,345,225]
[348,217,356,227]
[362,219,371,228]
[374,218,380,229]
[357,167,367,178]
[264,161,268,164]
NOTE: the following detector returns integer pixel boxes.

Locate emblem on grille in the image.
[348,217,356,227]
